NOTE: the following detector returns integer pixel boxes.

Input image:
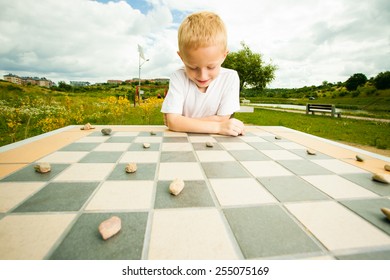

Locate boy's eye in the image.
[207,66,216,70]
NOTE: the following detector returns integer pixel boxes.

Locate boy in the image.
[161,11,245,136]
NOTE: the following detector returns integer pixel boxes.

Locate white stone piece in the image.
[125,163,137,173]
[205,142,214,148]
[381,208,390,220]
[81,123,95,130]
[169,178,185,196]
[306,149,316,155]
[34,162,51,173]
[372,173,390,184]
[143,143,151,149]
[99,216,121,240]
[356,155,365,162]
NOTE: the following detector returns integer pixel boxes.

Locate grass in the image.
[0,80,389,151]
[236,108,390,150]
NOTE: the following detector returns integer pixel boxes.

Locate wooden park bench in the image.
[306,103,341,117]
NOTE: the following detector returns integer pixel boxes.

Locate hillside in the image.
[0,80,389,150]
[243,83,390,118]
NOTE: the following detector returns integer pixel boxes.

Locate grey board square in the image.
[106,136,135,143]
[214,136,243,143]
[336,249,390,260]
[340,198,390,235]
[86,131,105,136]
[262,136,288,142]
[278,160,333,175]
[249,142,283,150]
[223,205,321,259]
[160,151,196,162]
[341,173,390,196]
[163,137,188,143]
[290,149,332,160]
[201,162,251,178]
[12,182,99,212]
[60,143,99,151]
[139,131,162,136]
[154,180,214,209]
[258,176,330,202]
[230,150,270,161]
[107,163,156,180]
[129,143,160,151]
[79,151,123,163]
[192,143,223,150]
[1,164,69,182]
[50,212,148,260]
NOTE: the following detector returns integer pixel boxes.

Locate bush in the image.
[345,73,368,91]
[374,71,390,90]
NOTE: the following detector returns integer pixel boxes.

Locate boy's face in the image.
[178,45,228,93]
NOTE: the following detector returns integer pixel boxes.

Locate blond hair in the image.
[178,11,227,54]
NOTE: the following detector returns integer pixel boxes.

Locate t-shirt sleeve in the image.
[217,70,240,116]
[161,70,185,114]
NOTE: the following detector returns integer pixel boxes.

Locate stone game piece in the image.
[169,178,185,196]
[275,136,282,140]
[381,208,390,221]
[143,143,151,149]
[34,162,51,173]
[150,131,156,135]
[385,164,390,172]
[306,149,316,155]
[101,128,112,135]
[205,141,214,148]
[125,163,137,173]
[80,123,95,130]
[356,155,365,162]
[372,173,390,184]
[98,216,121,240]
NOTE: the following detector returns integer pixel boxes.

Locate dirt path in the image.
[256,106,390,123]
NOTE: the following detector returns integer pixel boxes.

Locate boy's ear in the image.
[177,51,183,60]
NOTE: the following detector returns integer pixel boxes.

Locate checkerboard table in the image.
[0,125,389,260]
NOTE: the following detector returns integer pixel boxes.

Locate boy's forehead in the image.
[181,47,226,65]
[181,44,226,58]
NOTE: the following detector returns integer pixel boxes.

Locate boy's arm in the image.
[164,113,245,136]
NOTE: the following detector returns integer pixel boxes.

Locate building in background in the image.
[70,81,90,86]
[3,73,54,87]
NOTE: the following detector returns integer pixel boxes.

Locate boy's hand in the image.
[219,118,245,136]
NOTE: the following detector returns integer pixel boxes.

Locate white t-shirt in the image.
[161,67,240,118]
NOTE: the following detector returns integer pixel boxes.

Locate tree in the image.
[222,42,277,90]
[373,71,390,89]
[345,73,367,91]
[56,81,73,92]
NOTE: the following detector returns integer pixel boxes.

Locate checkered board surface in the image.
[1,128,390,260]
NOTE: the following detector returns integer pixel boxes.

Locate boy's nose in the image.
[198,68,208,80]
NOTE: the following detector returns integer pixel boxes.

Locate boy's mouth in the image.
[196,79,210,85]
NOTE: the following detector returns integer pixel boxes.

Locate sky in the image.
[0,0,389,88]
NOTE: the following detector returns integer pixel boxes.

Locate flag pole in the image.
[137,44,149,105]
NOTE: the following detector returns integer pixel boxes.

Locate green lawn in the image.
[1,80,389,151]
[236,108,389,150]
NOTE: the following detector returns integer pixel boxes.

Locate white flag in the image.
[138,44,145,60]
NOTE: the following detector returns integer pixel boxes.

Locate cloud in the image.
[0,0,388,88]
